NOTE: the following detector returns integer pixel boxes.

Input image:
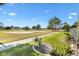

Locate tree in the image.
[10,26,15,30]
[23,26,30,30]
[4,26,11,30]
[62,22,70,32]
[32,26,36,30]
[36,24,41,30]
[47,16,61,30]
[71,22,77,28]
[15,26,21,30]
[47,19,53,29]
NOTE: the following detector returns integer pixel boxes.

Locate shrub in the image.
[64,32,72,42]
[42,32,71,56]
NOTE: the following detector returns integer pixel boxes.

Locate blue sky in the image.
[0,3,78,28]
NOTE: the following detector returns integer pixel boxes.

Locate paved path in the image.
[0,32,56,51]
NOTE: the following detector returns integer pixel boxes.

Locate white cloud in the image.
[8,12,16,16]
[68,12,77,19]
[69,12,77,16]
[32,18,37,21]
[44,10,50,13]
[68,16,73,19]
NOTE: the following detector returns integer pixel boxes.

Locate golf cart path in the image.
[0,32,56,51]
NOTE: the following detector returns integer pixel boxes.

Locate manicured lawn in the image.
[42,32,70,56]
[0,43,41,56]
[0,30,52,43]
[0,31,70,56]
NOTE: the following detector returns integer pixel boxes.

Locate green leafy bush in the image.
[42,32,71,56]
[64,32,72,42]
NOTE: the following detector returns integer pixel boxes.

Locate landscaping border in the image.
[32,45,50,56]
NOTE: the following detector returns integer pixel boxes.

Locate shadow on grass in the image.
[0,43,40,56]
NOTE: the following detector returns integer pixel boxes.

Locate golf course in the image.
[0,31,70,56]
[0,30,52,43]
[0,3,78,56]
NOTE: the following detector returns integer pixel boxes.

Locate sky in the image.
[0,3,78,28]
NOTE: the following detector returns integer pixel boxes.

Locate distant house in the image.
[52,24,60,30]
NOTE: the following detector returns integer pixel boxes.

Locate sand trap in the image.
[5,32,34,34]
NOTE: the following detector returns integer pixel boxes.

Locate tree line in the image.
[0,16,77,31]
[0,23,41,30]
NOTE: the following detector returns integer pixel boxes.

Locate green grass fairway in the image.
[0,43,41,56]
[42,32,70,56]
[0,30,52,43]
